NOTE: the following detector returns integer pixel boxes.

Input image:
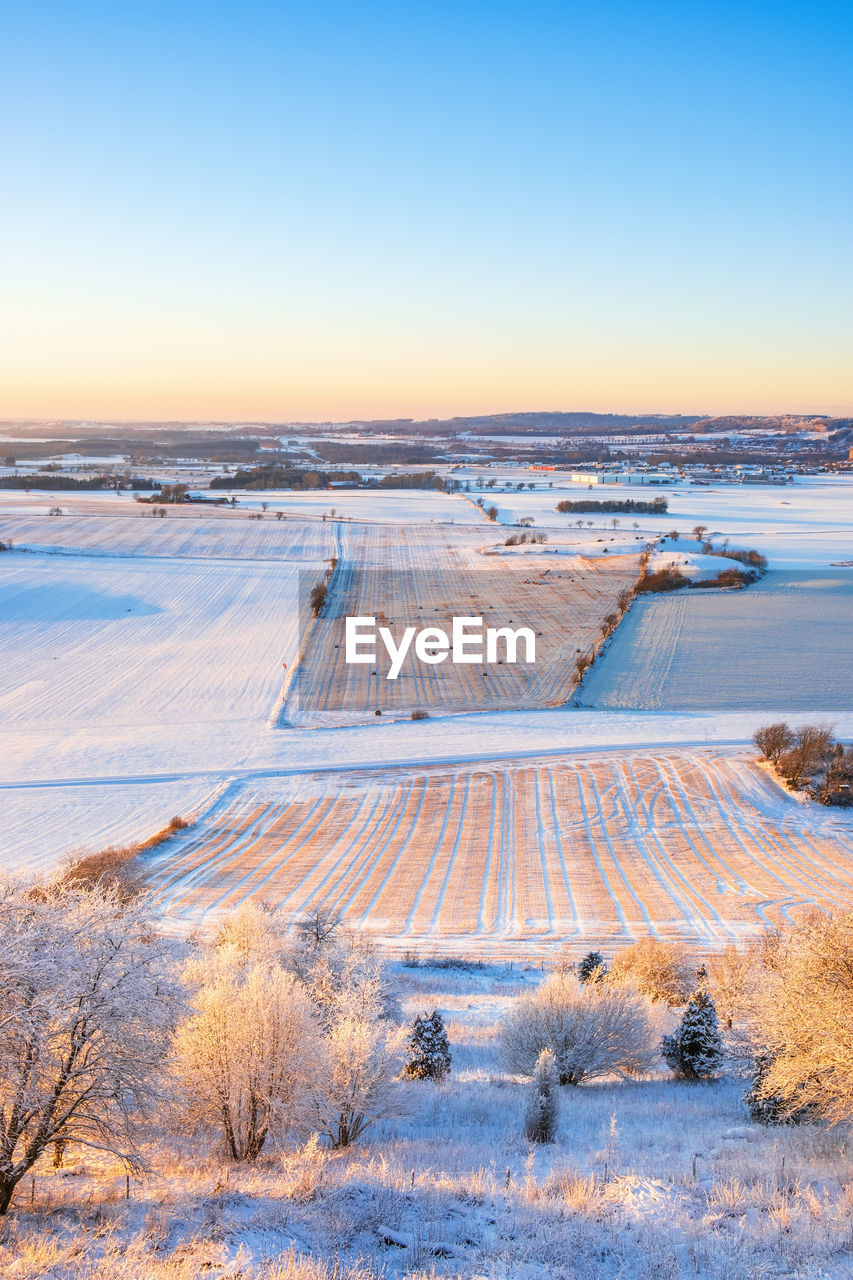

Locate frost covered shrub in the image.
[177,903,403,1157]
[525,1048,559,1143]
[0,879,182,1214]
[311,1013,406,1148]
[404,1010,451,1081]
[609,937,694,1005]
[500,971,657,1086]
[743,1054,817,1126]
[748,910,853,1125]
[175,923,324,1161]
[661,985,723,1081]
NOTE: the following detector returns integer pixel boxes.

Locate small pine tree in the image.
[403,1010,451,1082]
[525,1048,559,1143]
[662,985,723,1081]
[577,951,608,984]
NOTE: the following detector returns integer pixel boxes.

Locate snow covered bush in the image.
[661,984,723,1081]
[747,910,853,1124]
[609,937,695,1005]
[524,1048,559,1143]
[175,912,324,1160]
[500,971,658,1086]
[403,1010,452,1081]
[0,879,182,1214]
[311,1012,406,1147]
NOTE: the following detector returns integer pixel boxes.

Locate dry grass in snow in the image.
[5,964,853,1279]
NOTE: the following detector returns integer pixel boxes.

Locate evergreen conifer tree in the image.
[577,951,608,983]
[525,1048,559,1143]
[403,1010,451,1081]
[662,984,723,1081]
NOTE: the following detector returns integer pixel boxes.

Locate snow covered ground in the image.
[6,962,853,1280]
[580,573,853,713]
[2,479,853,905]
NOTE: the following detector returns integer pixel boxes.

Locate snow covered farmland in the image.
[3,479,853,947]
[287,522,640,723]
[580,573,853,713]
[143,748,853,950]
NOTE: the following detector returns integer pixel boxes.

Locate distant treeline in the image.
[210,466,458,492]
[0,473,158,491]
[210,466,361,491]
[555,497,668,514]
[313,442,444,465]
[369,471,449,490]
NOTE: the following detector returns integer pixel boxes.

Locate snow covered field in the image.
[143,748,853,950]
[580,574,853,713]
[2,477,853,938]
[288,524,639,724]
[471,475,853,570]
[7,962,853,1280]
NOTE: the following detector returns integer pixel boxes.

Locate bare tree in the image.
[500,972,658,1085]
[753,722,794,765]
[0,881,181,1214]
[778,723,835,789]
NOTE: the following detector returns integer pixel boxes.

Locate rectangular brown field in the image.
[285,523,640,724]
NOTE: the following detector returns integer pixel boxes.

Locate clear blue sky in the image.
[1,1,851,420]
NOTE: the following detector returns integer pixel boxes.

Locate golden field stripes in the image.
[143,749,853,952]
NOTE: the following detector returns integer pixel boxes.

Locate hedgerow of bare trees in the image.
[754,721,852,804]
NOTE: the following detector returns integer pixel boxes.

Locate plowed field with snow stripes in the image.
[0,512,336,561]
[144,750,853,950]
[289,523,640,722]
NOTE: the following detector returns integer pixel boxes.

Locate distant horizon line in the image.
[0,407,849,430]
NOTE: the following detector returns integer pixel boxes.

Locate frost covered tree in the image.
[743,1054,816,1126]
[706,944,756,1029]
[662,984,723,1081]
[0,881,182,1214]
[747,910,853,1124]
[403,1010,451,1081]
[577,951,608,984]
[311,1013,405,1148]
[609,937,694,1005]
[175,912,323,1160]
[501,972,657,1086]
[525,1048,559,1143]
